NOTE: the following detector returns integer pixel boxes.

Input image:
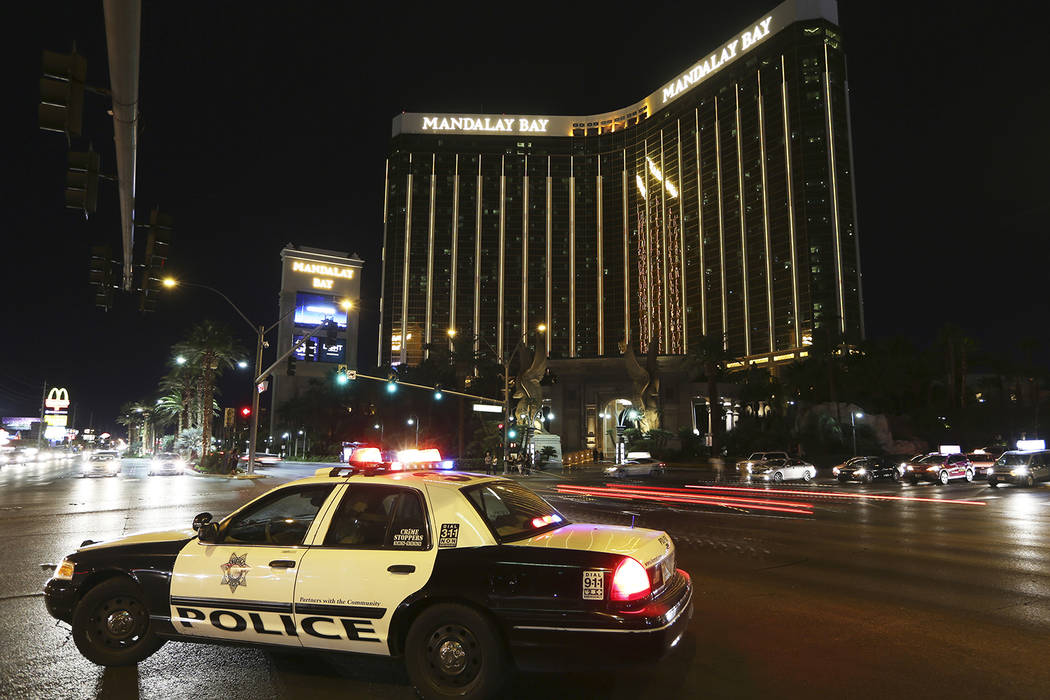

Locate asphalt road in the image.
[2,457,1049,699]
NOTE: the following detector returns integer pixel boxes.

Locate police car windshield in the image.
[462,481,567,542]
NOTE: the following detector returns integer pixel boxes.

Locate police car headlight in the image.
[53,559,75,581]
[986,467,994,475]
[927,466,940,472]
[1011,467,1028,476]
[832,467,840,476]
[855,468,867,475]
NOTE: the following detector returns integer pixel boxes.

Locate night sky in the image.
[4,1,1046,433]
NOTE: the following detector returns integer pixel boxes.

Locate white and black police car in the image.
[44,457,692,699]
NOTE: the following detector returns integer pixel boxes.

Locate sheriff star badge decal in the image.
[220,552,250,593]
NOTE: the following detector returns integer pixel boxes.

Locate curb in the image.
[190,470,266,480]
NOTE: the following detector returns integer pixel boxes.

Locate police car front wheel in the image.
[71,577,165,666]
[405,603,508,700]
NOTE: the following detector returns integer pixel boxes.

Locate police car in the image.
[43,460,692,699]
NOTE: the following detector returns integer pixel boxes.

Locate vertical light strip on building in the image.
[659,132,670,353]
[676,119,687,354]
[379,158,389,364]
[545,157,552,341]
[714,101,728,347]
[695,108,706,336]
[474,157,482,356]
[522,156,528,334]
[401,155,413,365]
[498,155,506,358]
[596,157,604,356]
[621,155,630,344]
[757,71,775,354]
[425,154,436,354]
[449,154,459,345]
[735,84,751,357]
[824,42,846,335]
[638,138,646,344]
[568,157,576,358]
[781,55,801,349]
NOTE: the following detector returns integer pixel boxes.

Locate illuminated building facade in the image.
[270,245,363,439]
[379,0,863,449]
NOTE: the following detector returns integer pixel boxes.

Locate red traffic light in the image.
[497,423,504,430]
[241,407,251,417]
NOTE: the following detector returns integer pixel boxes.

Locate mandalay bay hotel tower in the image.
[379,0,863,451]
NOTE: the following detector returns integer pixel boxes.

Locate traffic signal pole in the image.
[246,324,264,475]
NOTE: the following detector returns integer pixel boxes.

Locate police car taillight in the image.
[610,557,651,601]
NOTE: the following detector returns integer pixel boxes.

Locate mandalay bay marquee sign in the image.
[392,0,820,138]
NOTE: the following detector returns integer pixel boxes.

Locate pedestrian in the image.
[524,451,533,476]
[483,450,493,475]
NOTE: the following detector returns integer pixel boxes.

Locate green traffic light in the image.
[508,429,518,439]
[434,390,443,400]
[336,373,349,385]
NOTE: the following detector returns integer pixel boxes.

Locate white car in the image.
[79,450,121,478]
[148,453,187,476]
[735,451,790,474]
[605,458,666,478]
[747,458,816,483]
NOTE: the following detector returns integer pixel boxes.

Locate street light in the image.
[175,355,187,365]
[851,411,864,456]
[237,360,248,369]
[407,415,420,446]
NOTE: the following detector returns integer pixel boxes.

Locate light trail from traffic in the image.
[556,484,814,516]
[681,483,987,506]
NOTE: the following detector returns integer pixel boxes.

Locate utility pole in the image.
[246,324,264,472]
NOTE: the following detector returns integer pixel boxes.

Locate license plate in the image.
[582,570,604,600]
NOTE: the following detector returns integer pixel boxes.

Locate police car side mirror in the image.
[198,522,220,544]
[192,512,213,531]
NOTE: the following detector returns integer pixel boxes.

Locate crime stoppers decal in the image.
[438,523,460,548]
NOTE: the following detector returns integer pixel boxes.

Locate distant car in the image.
[902,453,973,485]
[148,452,186,476]
[748,458,816,483]
[834,456,902,483]
[80,450,121,478]
[605,458,666,478]
[239,452,282,466]
[734,451,790,474]
[987,450,1050,488]
[965,452,997,478]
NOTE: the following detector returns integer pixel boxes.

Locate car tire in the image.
[965,469,973,483]
[772,472,783,483]
[864,473,874,484]
[988,476,998,487]
[939,471,950,485]
[891,470,901,483]
[71,577,165,667]
[802,471,812,483]
[1026,475,1035,488]
[908,476,919,485]
[404,602,508,700]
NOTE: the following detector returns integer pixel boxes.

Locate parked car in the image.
[902,453,973,485]
[965,451,997,478]
[987,450,1050,488]
[748,458,817,483]
[734,451,789,474]
[833,456,902,483]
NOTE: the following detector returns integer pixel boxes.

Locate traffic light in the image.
[286,355,297,376]
[433,384,443,400]
[508,428,518,439]
[497,423,504,431]
[39,48,86,139]
[386,370,398,393]
[305,338,317,361]
[66,149,100,218]
[88,244,115,311]
[138,208,174,312]
[335,364,349,385]
[240,407,251,417]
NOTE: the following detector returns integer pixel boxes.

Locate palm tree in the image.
[116,400,154,455]
[686,333,728,456]
[158,363,199,431]
[174,321,241,460]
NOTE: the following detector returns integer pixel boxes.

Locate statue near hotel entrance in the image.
[623,339,661,432]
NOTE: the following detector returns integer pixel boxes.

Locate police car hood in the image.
[512,523,671,564]
[78,528,196,552]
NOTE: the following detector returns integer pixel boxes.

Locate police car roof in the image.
[296,466,501,490]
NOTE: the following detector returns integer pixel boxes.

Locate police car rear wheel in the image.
[405,603,507,699]
[71,577,165,666]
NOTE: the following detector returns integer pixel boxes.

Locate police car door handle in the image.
[387,565,415,574]
[269,560,296,569]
